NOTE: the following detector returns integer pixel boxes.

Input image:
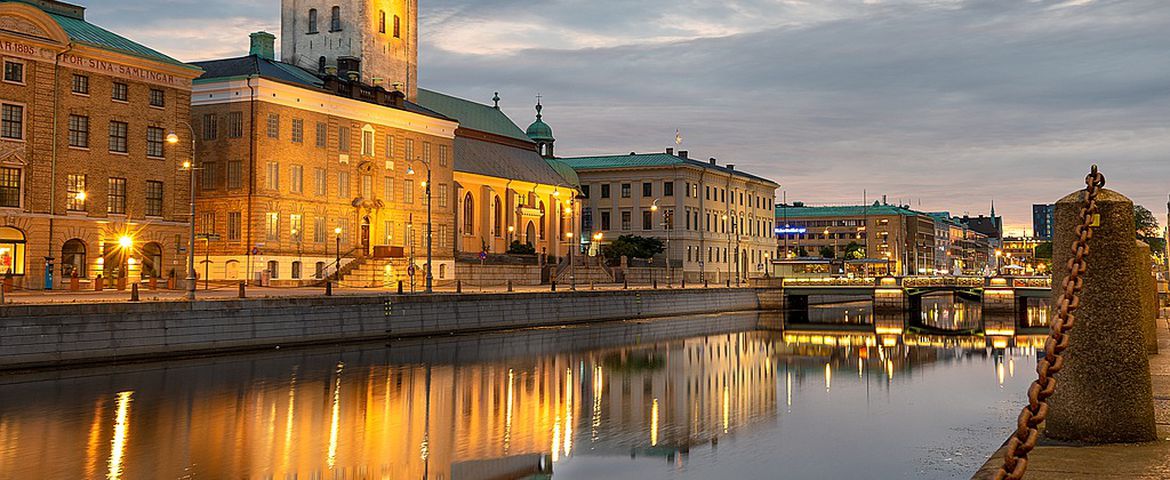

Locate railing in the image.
[782,277,875,287]
[902,276,984,288]
[1010,277,1052,289]
[316,247,366,284]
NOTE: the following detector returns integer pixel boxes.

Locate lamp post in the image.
[166,125,197,301]
[334,226,342,277]
[722,213,731,284]
[407,159,433,293]
[564,200,576,290]
[652,199,672,287]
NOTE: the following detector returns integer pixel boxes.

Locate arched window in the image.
[492,196,502,237]
[291,261,302,280]
[0,226,25,276]
[393,15,401,38]
[538,201,546,239]
[308,8,318,33]
[267,260,279,279]
[379,10,386,34]
[330,6,341,32]
[318,56,327,74]
[141,242,163,279]
[462,193,474,234]
[62,239,86,278]
[315,261,326,279]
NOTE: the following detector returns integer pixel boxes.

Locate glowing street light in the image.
[167,124,197,301]
[119,235,133,249]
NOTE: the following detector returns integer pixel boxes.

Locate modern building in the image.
[775,203,937,276]
[191,33,458,285]
[562,151,779,283]
[0,0,202,289]
[415,92,579,259]
[1032,204,1054,240]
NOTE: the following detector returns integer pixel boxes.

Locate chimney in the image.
[709,157,716,165]
[249,32,276,61]
[666,148,674,155]
[679,150,688,159]
[338,56,361,81]
[727,164,735,170]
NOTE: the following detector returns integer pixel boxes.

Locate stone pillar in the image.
[1135,240,1158,354]
[1046,188,1156,443]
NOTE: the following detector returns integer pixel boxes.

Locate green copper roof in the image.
[525,102,554,142]
[417,89,534,143]
[546,158,579,186]
[561,153,779,186]
[774,204,926,219]
[47,12,195,69]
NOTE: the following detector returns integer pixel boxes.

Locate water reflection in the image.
[0,311,1040,479]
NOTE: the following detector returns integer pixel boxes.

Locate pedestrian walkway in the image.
[973,315,1170,479]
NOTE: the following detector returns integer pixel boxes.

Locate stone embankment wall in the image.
[0,288,772,370]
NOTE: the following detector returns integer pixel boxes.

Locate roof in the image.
[545,158,580,186]
[192,55,446,119]
[47,12,194,69]
[560,153,779,186]
[453,137,572,187]
[416,89,535,143]
[774,204,926,219]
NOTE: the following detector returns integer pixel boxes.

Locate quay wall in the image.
[0,288,767,370]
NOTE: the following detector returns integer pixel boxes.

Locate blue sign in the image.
[775,226,807,235]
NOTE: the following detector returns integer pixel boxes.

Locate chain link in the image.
[994,165,1106,480]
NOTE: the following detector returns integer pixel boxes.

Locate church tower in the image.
[526,99,556,159]
[280,0,419,100]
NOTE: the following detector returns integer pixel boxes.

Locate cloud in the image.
[82,0,1170,233]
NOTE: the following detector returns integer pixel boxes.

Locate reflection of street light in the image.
[167,125,197,301]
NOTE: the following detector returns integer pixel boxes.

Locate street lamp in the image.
[166,125,197,301]
[334,226,342,278]
[407,158,434,293]
[651,199,673,287]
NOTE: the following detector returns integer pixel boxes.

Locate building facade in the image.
[775,203,937,276]
[1032,203,1054,240]
[0,0,201,289]
[563,151,779,283]
[191,34,456,285]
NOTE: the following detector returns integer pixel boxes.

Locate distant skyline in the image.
[82,0,1170,235]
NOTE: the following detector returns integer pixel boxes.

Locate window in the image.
[201,161,217,190]
[291,165,303,193]
[620,183,631,198]
[62,239,86,278]
[337,171,350,198]
[145,181,163,216]
[664,181,674,197]
[379,10,386,33]
[385,135,395,158]
[290,214,303,240]
[146,127,165,158]
[621,211,631,230]
[149,89,165,108]
[266,114,279,138]
[228,212,241,240]
[361,174,373,199]
[202,114,218,140]
[600,184,610,199]
[330,6,341,31]
[402,179,414,204]
[492,197,502,236]
[642,182,652,197]
[383,176,394,202]
[68,115,89,148]
[112,82,128,102]
[227,160,242,189]
[384,220,394,244]
[438,183,448,208]
[108,121,128,153]
[66,174,86,211]
[438,145,449,167]
[393,15,401,38]
[265,212,280,241]
[318,56,326,74]
[316,122,327,147]
[423,142,431,164]
[462,193,474,233]
[405,139,414,160]
[642,210,652,230]
[107,177,126,214]
[314,168,327,196]
[292,119,304,143]
[0,167,20,208]
[308,8,319,33]
[71,74,88,94]
[1,104,22,140]
[314,217,326,243]
[227,112,243,138]
[3,61,23,84]
[291,261,302,280]
[582,208,593,231]
[581,185,590,199]
[267,260,279,279]
[338,126,350,152]
[361,128,374,156]
[266,161,279,190]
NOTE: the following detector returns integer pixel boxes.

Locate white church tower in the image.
[281,0,419,100]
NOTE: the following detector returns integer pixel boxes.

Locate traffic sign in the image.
[407,264,416,277]
[196,233,221,241]
[479,251,488,261]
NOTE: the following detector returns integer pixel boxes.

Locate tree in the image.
[601,235,665,262]
[1134,205,1165,259]
[507,240,535,255]
[819,245,835,259]
[797,247,809,257]
[844,242,866,260]
[1033,241,1053,260]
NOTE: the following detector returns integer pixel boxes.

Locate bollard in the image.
[238,281,246,298]
[551,281,557,292]
[325,281,333,296]
[507,279,513,292]
[95,275,104,292]
[681,277,686,289]
[623,278,628,290]
[704,279,709,289]
[130,283,140,302]
[1046,187,1156,443]
[590,280,595,291]
[653,278,658,289]
[1135,240,1158,354]
[398,280,404,294]
[456,279,462,294]
[726,279,731,288]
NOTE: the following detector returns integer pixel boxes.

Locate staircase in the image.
[337,257,408,288]
[554,257,615,284]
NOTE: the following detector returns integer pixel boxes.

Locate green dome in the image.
[526,102,555,142]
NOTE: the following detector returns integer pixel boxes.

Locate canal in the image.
[0,298,1042,479]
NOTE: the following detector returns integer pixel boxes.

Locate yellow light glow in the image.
[997,360,1006,386]
[593,232,603,240]
[565,369,573,457]
[334,227,342,235]
[508,226,515,233]
[650,398,659,446]
[118,236,133,249]
[722,385,730,433]
[565,232,573,239]
[181,160,191,170]
[504,369,514,452]
[651,204,659,212]
[824,363,832,392]
[76,191,87,202]
[106,391,133,480]
[327,362,342,470]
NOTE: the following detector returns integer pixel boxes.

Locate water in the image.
[0,301,1044,480]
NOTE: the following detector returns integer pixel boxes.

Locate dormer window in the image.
[330,6,341,32]
[308,9,318,33]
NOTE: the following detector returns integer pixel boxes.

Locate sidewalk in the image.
[972,316,1170,479]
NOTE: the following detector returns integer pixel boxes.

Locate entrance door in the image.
[361,216,371,254]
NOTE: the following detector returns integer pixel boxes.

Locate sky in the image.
[81,0,1170,235]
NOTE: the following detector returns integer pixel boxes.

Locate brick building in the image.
[190,33,456,285]
[0,0,201,289]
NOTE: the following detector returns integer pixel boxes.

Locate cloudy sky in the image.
[84,0,1169,234]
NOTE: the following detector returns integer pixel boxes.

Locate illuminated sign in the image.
[775,226,807,235]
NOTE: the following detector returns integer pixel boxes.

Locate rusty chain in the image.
[994,165,1106,480]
